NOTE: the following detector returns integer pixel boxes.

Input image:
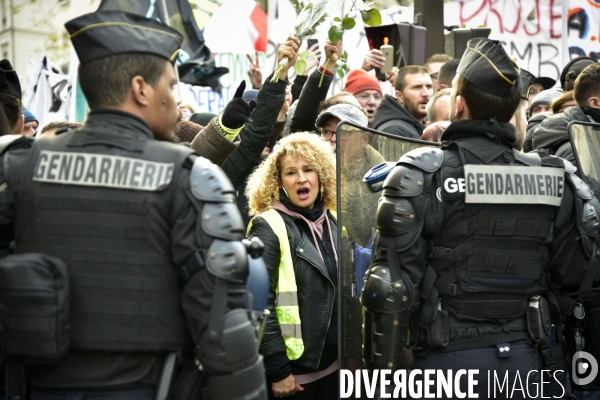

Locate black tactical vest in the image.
[14,115,194,352]
[420,139,565,337]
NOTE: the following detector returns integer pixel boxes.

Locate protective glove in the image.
[221,81,257,129]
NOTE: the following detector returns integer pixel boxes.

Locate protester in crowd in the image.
[425,88,451,126]
[550,90,576,114]
[362,38,592,399]
[21,109,38,137]
[0,10,266,399]
[529,87,562,117]
[437,58,459,91]
[246,132,338,399]
[39,120,81,137]
[424,53,452,92]
[215,36,299,190]
[532,63,600,163]
[316,104,383,247]
[0,59,24,136]
[371,65,432,139]
[560,56,596,91]
[289,38,343,134]
[528,76,556,104]
[316,103,381,160]
[344,69,382,126]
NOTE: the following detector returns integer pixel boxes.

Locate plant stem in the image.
[318,54,333,88]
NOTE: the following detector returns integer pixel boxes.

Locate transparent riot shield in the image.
[569,121,600,198]
[336,120,437,396]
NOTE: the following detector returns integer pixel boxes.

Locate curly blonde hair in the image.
[246,132,336,216]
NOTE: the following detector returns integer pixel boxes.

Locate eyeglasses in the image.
[319,129,336,139]
[566,70,582,82]
[355,93,383,102]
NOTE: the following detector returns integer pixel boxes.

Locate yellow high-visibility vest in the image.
[249,209,304,360]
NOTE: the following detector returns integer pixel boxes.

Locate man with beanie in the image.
[361,38,597,398]
[0,10,267,399]
[344,68,383,126]
[371,65,432,139]
[21,109,38,137]
[529,88,563,117]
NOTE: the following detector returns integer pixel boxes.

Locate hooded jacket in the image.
[371,94,424,139]
[531,106,597,162]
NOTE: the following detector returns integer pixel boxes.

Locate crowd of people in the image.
[0,6,600,400]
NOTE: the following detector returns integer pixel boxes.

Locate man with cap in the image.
[317,103,384,247]
[361,38,598,398]
[371,65,432,140]
[528,76,556,104]
[21,109,38,137]
[344,69,383,126]
[0,59,24,136]
[0,10,267,399]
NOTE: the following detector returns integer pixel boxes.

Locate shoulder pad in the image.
[513,149,541,166]
[381,165,423,198]
[560,158,577,174]
[567,173,594,200]
[190,156,236,202]
[398,147,443,173]
[582,197,600,237]
[202,202,245,241]
[206,239,248,284]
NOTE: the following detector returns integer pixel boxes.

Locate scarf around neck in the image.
[271,190,338,264]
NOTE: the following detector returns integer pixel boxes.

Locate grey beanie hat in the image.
[529,88,563,111]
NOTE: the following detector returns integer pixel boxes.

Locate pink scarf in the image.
[270,202,338,265]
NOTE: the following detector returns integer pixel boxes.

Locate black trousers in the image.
[30,385,155,400]
[409,339,566,400]
[266,371,338,400]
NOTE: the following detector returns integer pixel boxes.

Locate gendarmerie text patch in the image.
[33,150,174,191]
[463,165,565,206]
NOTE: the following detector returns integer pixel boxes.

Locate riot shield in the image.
[336,120,437,396]
[568,121,600,197]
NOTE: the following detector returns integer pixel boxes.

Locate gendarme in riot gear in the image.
[0,10,267,400]
[361,38,600,398]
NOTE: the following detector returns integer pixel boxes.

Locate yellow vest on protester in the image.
[249,209,304,360]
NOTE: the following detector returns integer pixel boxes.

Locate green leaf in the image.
[334,17,341,22]
[342,17,356,30]
[292,0,302,14]
[337,68,345,78]
[298,50,311,60]
[294,60,307,76]
[363,9,382,26]
[342,50,348,59]
[360,10,370,22]
[328,25,345,44]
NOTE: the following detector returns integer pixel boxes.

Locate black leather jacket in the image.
[248,210,337,380]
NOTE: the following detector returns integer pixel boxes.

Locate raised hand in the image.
[221,81,257,129]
